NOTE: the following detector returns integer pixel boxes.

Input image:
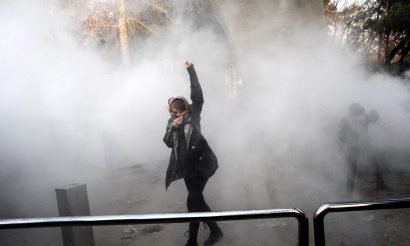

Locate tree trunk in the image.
[385,34,409,65]
[118,0,129,65]
[376,3,382,63]
[384,30,390,63]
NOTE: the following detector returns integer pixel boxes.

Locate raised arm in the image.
[365,109,379,124]
[185,61,204,112]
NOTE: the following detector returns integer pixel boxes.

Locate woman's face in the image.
[171,107,186,118]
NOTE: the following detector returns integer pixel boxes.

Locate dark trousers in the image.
[346,148,386,191]
[184,176,220,243]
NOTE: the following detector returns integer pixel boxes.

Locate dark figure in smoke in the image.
[163,61,223,246]
[338,103,391,192]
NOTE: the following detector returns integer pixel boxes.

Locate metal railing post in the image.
[294,208,309,246]
[314,198,410,246]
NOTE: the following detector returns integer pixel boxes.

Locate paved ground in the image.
[1,163,410,246]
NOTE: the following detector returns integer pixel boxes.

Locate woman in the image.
[163,60,223,246]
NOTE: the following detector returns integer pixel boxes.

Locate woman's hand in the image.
[185,60,193,68]
[172,115,184,127]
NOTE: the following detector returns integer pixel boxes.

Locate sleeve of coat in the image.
[163,118,174,148]
[187,65,204,114]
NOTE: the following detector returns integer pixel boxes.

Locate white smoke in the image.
[1,0,410,244]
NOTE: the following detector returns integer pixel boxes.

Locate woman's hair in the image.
[170,98,187,111]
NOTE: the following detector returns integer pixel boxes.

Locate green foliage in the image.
[384,2,410,32]
[365,1,410,33]
[325,0,410,68]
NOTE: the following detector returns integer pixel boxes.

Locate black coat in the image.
[163,65,218,189]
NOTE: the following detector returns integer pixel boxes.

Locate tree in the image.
[365,1,410,64]
[325,0,410,69]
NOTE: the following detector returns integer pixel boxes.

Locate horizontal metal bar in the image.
[0,209,297,229]
[314,198,410,246]
[0,208,309,245]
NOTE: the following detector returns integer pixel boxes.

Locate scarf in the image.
[172,114,194,160]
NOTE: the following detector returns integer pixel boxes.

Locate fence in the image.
[313,198,410,246]
[3,198,410,245]
[0,208,309,246]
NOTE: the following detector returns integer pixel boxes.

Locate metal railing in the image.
[313,198,410,246]
[0,208,309,246]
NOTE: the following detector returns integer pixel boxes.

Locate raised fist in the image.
[185,60,192,68]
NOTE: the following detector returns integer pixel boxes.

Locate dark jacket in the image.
[163,65,218,189]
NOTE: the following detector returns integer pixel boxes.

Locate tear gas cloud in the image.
[1,0,410,225]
